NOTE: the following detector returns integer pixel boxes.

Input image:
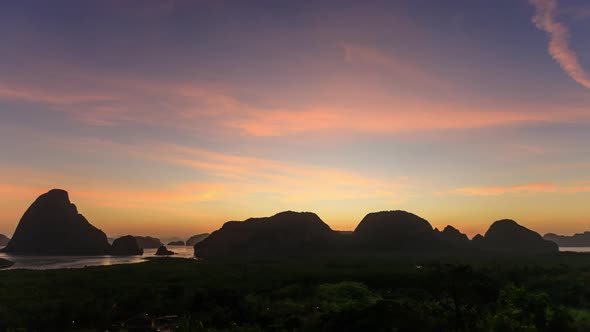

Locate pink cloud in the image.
[2,56,590,138]
[530,0,590,90]
[231,104,589,137]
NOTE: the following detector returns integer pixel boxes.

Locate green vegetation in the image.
[0,258,13,269]
[1,254,590,331]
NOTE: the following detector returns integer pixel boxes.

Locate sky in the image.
[1,0,590,239]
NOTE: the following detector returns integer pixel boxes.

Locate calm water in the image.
[1,246,590,270]
[559,247,590,253]
[0,246,195,270]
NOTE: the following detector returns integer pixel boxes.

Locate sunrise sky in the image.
[1,0,590,238]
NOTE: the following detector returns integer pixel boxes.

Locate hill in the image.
[194,211,338,258]
[2,189,110,255]
[475,219,558,254]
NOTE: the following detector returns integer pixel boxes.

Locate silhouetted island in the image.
[195,211,338,258]
[473,219,558,254]
[168,240,185,246]
[436,225,471,248]
[2,189,110,255]
[195,210,558,258]
[0,258,13,269]
[186,233,210,246]
[134,236,163,249]
[110,235,143,256]
[354,210,439,251]
[0,234,9,247]
[544,232,590,247]
[155,245,175,256]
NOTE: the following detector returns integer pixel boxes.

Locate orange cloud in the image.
[451,181,590,196]
[58,137,411,203]
[231,104,588,137]
[530,0,590,89]
[2,57,590,138]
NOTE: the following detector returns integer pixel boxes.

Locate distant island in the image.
[186,233,210,246]
[544,232,590,247]
[110,235,143,256]
[2,189,111,255]
[194,210,558,258]
[134,236,163,249]
[0,234,9,247]
[2,190,144,256]
[0,189,564,258]
[155,245,175,256]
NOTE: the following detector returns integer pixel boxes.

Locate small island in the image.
[0,258,14,269]
[155,245,175,256]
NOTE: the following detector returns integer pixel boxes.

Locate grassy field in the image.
[1,253,590,331]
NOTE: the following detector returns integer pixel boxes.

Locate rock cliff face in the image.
[110,236,143,256]
[3,189,110,255]
[195,211,337,258]
[475,219,558,253]
[186,233,210,246]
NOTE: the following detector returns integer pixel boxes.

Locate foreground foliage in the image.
[1,254,590,331]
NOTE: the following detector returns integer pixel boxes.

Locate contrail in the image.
[530,0,590,90]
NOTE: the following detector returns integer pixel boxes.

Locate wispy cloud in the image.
[231,104,589,137]
[2,54,590,138]
[451,181,590,196]
[0,84,112,105]
[530,0,590,90]
[57,137,412,203]
[341,43,444,88]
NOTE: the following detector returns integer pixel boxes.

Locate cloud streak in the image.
[232,104,590,137]
[530,0,590,90]
[452,181,590,196]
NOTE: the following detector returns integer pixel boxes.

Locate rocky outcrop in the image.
[0,234,9,247]
[195,211,338,258]
[436,225,470,248]
[134,236,162,249]
[186,233,210,246]
[475,219,558,253]
[110,235,143,256]
[353,211,437,250]
[544,232,590,247]
[167,240,185,246]
[3,189,110,255]
[155,245,175,256]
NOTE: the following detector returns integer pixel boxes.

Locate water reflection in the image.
[2,246,589,270]
[0,246,195,270]
[559,247,590,252]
